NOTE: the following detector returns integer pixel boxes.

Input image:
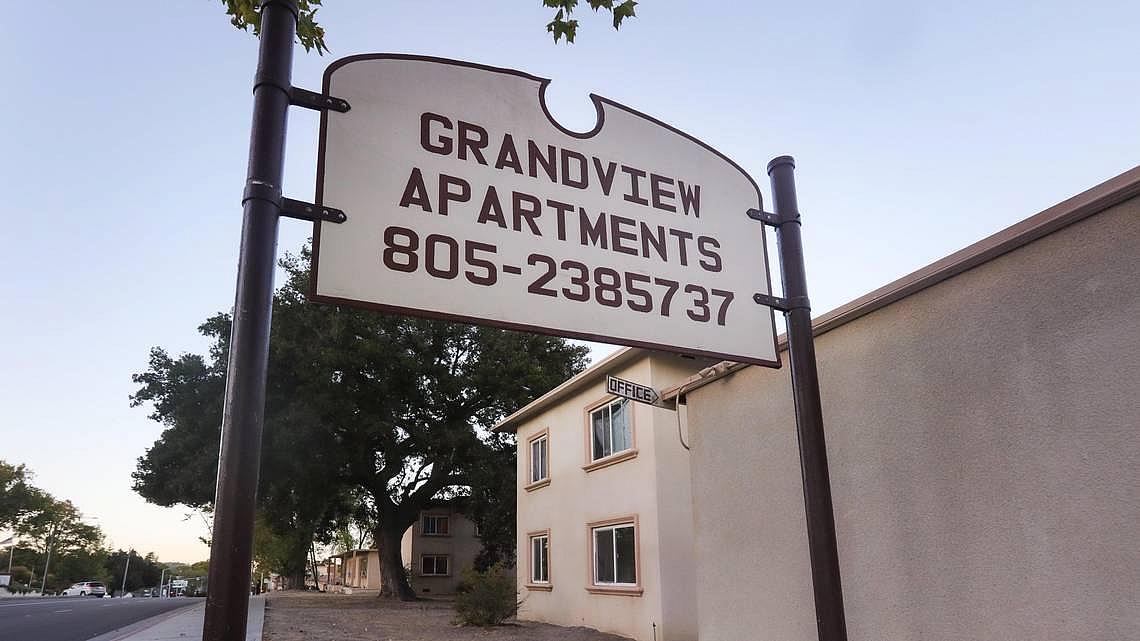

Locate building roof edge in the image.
[661,164,1140,400]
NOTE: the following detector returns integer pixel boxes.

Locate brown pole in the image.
[767,156,849,641]
[202,1,297,639]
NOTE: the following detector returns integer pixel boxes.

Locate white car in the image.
[62,581,106,597]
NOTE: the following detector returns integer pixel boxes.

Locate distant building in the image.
[330,501,480,595]
[495,349,712,641]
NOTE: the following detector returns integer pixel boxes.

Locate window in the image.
[529,532,549,584]
[590,399,631,461]
[421,555,449,576]
[530,432,548,484]
[358,555,367,579]
[589,519,639,592]
[422,514,449,536]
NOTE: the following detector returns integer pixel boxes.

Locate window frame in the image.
[583,396,638,472]
[526,529,552,591]
[419,554,450,577]
[420,513,450,537]
[525,427,551,491]
[585,515,642,596]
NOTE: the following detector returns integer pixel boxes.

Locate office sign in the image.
[312,54,778,365]
[607,375,664,407]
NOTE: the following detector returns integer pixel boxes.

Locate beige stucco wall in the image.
[687,196,1140,640]
[342,550,380,589]
[409,510,482,595]
[516,354,704,641]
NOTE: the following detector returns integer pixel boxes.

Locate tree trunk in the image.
[377,525,415,600]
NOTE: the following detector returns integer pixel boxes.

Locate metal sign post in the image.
[758,156,849,641]
[204,1,347,639]
[202,0,295,637]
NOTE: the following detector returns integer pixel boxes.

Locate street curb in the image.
[86,601,202,641]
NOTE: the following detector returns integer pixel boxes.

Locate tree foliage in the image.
[543,0,638,43]
[217,0,638,53]
[1,460,53,532]
[104,550,165,595]
[132,248,588,599]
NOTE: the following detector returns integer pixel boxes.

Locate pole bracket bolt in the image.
[290,86,351,113]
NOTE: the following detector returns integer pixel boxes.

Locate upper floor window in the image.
[590,399,631,461]
[422,514,449,536]
[530,433,548,483]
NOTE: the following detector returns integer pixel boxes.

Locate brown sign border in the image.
[309,53,780,368]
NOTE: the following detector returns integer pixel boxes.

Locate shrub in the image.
[454,564,519,626]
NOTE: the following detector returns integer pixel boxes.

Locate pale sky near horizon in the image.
[1,1,1137,563]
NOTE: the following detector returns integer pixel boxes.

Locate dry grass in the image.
[263,591,631,641]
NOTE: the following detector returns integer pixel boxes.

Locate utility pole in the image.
[120,550,132,597]
[39,524,55,595]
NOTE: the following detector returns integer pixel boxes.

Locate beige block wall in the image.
[687,197,1140,640]
[517,356,667,641]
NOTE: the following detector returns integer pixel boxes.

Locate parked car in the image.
[62,581,106,597]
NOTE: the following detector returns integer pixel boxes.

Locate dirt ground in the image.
[263,591,631,641]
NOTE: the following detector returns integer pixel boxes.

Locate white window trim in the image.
[585,515,642,596]
[421,513,450,536]
[525,427,551,491]
[583,397,638,472]
[527,530,552,590]
[420,554,450,577]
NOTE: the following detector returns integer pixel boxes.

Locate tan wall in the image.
[517,356,662,640]
[648,355,701,641]
[408,509,482,595]
[342,551,380,589]
[687,197,1140,640]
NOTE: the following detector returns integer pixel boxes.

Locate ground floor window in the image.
[420,554,449,576]
[530,533,549,584]
[592,522,636,585]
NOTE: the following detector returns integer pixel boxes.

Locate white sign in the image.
[312,55,778,365]
[171,579,188,589]
[607,375,663,407]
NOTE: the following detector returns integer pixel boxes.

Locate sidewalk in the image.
[89,596,265,641]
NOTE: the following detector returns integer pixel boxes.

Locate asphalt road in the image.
[0,596,197,641]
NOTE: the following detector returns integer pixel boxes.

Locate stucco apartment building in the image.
[495,349,712,641]
[671,166,1140,640]
[331,501,481,595]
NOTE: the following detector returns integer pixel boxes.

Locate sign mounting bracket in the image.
[290,86,351,113]
[280,198,347,224]
[747,207,801,227]
[753,292,810,313]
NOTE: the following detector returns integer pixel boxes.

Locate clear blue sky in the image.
[1,1,1136,562]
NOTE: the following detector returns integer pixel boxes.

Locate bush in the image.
[453,564,519,626]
